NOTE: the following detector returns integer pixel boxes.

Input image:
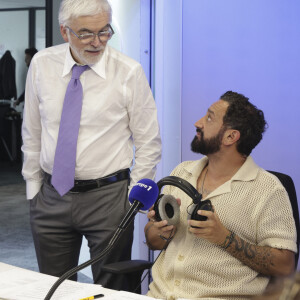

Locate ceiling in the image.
[0,0,45,9]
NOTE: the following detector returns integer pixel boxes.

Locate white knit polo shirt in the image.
[147,156,297,300]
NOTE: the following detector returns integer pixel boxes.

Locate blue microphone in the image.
[129,178,159,210]
[119,179,159,230]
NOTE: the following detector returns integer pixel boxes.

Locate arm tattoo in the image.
[229,234,275,275]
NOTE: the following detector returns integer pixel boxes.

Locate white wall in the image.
[154,0,183,180]
[52,0,65,46]
[109,0,152,267]
[36,9,46,50]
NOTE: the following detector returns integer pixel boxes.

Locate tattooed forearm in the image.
[227,235,275,275]
[224,234,295,276]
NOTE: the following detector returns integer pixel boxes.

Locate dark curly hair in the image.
[25,47,38,58]
[220,91,268,156]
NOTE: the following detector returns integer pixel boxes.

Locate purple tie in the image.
[51,64,89,196]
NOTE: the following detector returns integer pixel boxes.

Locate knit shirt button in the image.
[175,279,180,286]
[178,254,184,261]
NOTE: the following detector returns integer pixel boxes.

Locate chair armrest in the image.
[101,260,153,274]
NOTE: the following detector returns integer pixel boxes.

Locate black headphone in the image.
[153,176,213,226]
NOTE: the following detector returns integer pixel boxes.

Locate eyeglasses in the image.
[66,24,114,44]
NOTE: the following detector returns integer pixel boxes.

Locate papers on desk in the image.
[103,292,159,300]
[0,263,157,300]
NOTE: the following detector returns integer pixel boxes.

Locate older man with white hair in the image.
[22,0,161,291]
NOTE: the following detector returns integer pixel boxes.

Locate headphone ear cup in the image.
[190,199,213,223]
[158,194,180,225]
[153,194,163,222]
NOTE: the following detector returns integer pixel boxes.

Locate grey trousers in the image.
[30,174,134,291]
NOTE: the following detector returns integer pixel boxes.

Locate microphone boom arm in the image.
[44,201,141,300]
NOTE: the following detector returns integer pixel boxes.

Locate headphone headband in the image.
[157,176,202,204]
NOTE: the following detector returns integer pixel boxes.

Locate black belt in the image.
[44,169,130,193]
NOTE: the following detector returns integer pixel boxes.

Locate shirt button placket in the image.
[174,254,184,292]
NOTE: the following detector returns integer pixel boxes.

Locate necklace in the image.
[201,167,211,197]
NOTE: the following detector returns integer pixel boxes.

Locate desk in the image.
[0,263,157,300]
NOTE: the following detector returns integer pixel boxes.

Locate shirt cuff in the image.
[26,180,42,200]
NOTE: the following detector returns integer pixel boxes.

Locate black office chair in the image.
[102,171,299,293]
[101,259,152,294]
[268,171,299,268]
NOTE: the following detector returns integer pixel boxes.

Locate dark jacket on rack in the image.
[0,50,17,100]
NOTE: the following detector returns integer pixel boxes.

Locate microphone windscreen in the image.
[129,178,159,210]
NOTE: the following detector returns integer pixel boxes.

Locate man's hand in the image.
[144,198,181,250]
[148,210,175,237]
[188,206,229,245]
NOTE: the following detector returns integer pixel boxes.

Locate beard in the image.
[69,43,105,65]
[191,127,225,155]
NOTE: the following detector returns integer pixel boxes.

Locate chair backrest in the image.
[268,171,299,269]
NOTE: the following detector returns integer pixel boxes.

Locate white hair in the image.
[58,0,112,26]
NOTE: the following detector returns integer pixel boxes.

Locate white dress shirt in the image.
[22,43,161,199]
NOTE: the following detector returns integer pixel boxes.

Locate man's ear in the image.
[223,129,240,146]
[60,25,69,42]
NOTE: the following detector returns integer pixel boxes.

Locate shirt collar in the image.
[184,156,259,180]
[231,156,259,182]
[184,156,208,178]
[62,44,107,79]
[183,157,208,189]
[183,156,260,199]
